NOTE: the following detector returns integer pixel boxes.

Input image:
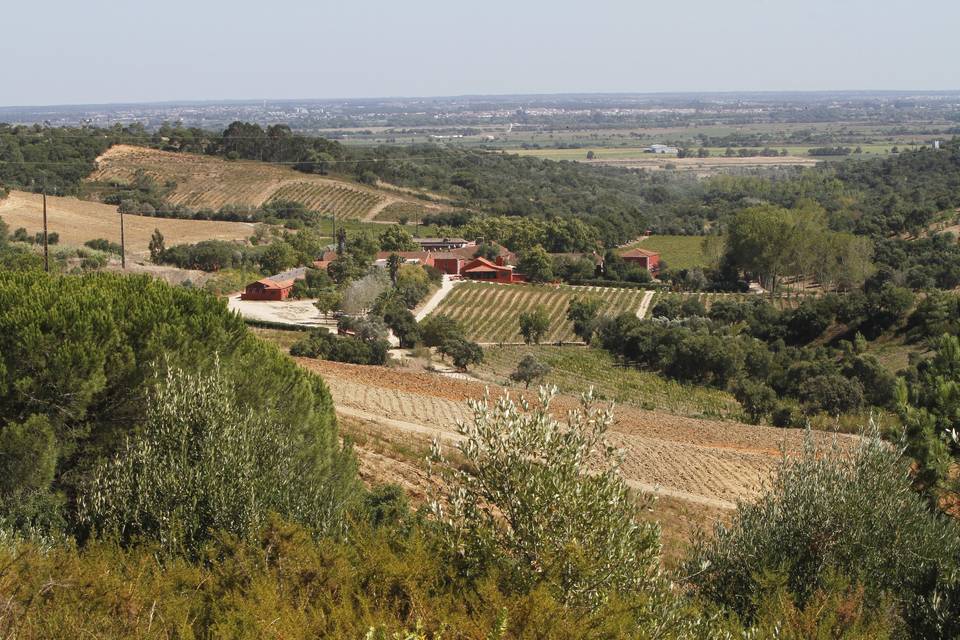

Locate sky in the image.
[3,0,959,106]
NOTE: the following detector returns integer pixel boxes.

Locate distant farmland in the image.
[430,282,650,344]
[88,145,439,221]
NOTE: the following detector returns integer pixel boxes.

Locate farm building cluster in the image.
[241,236,660,301]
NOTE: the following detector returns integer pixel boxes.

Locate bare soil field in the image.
[298,358,855,510]
[0,190,254,256]
[89,145,445,221]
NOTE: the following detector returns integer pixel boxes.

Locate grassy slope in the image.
[621,235,709,270]
[476,345,740,421]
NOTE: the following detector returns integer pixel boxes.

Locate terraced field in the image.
[89,145,394,220]
[431,282,649,343]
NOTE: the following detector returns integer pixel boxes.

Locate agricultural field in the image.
[477,345,740,420]
[431,281,650,343]
[295,357,852,511]
[0,190,254,257]
[373,200,437,222]
[622,235,711,270]
[266,182,384,219]
[88,144,428,220]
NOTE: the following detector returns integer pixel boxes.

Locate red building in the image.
[241,278,296,301]
[620,248,660,273]
[430,253,463,275]
[461,256,526,283]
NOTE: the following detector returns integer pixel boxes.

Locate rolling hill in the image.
[87,145,447,221]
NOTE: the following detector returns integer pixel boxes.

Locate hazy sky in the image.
[4,0,959,106]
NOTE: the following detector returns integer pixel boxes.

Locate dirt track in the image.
[298,358,855,509]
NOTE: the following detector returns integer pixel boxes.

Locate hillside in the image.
[88,144,446,221]
[0,190,254,256]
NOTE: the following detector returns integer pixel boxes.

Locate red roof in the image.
[253,278,295,290]
[621,248,660,258]
[462,256,513,273]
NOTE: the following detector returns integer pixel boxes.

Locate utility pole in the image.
[42,189,49,272]
[119,208,126,269]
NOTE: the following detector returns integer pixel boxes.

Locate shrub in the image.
[429,387,661,609]
[509,354,551,388]
[80,365,358,555]
[686,425,960,637]
[732,379,777,424]
[84,238,123,255]
[518,306,550,345]
[798,374,864,415]
[420,314,464,347]
[440,338,483,371]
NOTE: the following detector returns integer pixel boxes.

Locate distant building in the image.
[413,237,473,251]
[619,248,660,273]
[644,144,679,155]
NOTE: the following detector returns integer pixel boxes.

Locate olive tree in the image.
[80,364,356,555]
[429,387,661,608]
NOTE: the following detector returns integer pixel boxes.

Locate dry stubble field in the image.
[0,190,255,256]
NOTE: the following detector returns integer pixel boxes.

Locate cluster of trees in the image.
[599,289,917,423]
[721,203,875,293]
[0,272,353,543]
[356,144,654,247]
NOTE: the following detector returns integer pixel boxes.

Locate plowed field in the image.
[298,358,857,510]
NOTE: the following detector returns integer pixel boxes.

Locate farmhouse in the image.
[240,266,308,301]
[461,256,526,283]
[413,237,473,251]
[620,247,660,273]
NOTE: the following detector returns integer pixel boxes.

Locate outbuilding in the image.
[241,278,297,301]
[620,248,660,273]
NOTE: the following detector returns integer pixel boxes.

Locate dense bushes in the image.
[686,428,960,638]
[0,272,351,539]
[81,364,356,554]
[598,293,906,421]
[291,327,389,365]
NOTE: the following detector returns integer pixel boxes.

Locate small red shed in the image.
[241,278,296,301]
[620,248,660,273]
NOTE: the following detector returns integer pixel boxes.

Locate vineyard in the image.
[431,282,649,343]
[89,145,396,219]
[267,182,384,219]
[643,291,821,317]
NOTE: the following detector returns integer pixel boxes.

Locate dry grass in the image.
[0,190,254,257]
